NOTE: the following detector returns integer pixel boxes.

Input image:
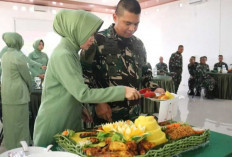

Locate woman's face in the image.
[80,35,95,51]
[38,41,44,51]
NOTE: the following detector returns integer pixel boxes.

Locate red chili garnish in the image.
[144,92,155,98]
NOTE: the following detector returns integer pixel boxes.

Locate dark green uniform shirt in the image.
[156,62,168,75]
[214,62,228,70]
[81,24,157,121]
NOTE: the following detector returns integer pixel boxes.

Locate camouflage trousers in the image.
[188,77,196,90]
[196,78,215,92]
[169,72,182,93]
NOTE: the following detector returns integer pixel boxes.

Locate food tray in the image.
[55,130,210,157]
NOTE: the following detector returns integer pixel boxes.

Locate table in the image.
[153,75,175,93]
[181,131,232,157]
[29,89,42,138]
[209,73,232,99]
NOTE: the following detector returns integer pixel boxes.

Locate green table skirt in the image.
[141,97,160,114]
[153,75,175,93]
[209,73,232,99]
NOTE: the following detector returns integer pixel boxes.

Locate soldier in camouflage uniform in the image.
[195,57,215,99]
[156,56,168,75]
[214,55,228,71]
[81,0,164,124]
[188,56,198,95]
[169,45,184,93]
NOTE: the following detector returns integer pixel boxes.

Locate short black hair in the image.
[115,0,141,16]
[191,56,196,59]
[200,56,204,59]
[219,55,223,57]
[203,56,207,59]
[178,45,183,49]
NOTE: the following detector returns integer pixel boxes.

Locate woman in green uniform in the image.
[33,10,140,147]
[0,46,47,79]
[1,32,32,149]
[28,39,48,80]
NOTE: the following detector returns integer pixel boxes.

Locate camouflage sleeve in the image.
[164,64,168,73]
[80,42,98,88]
[169,53,174,70]
[213,63,217,70]
[225,63,228,70]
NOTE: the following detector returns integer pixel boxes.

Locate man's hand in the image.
[95,103,112,122]
[82,107,93,123]
[41,65,47,70]
[154,88,165,94]
[38,74,45,80]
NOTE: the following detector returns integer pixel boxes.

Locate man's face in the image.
[159,57,163,63]
[190,58,195,64]
[200,58,205,64]
[178,47,184,53]
[219,56,223,62]
[113,10,140,38]
[204,57,207,62]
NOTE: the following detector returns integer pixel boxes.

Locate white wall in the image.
[136,0,232,86]
[1,0,232,87]
[0,1,113,57]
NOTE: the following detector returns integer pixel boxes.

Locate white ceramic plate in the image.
[0,147,51,157]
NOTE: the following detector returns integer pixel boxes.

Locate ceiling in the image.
[70,0,120,7]
[1,0,179,14]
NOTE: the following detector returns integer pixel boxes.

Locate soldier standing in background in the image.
[188,56,198,95]
[81,0,164,124]
[169,45,184,93]
[156,56,168,75]
[195,57,215,99]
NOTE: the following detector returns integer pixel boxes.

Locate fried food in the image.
[105,137,112,145]
[83,147,101,156]
[165,125,196,140]
[118,151,134,157]
[89,137,100,144]
[126,141,137,151]
[80,131,97,138]
[138,140,156,155]
[109,141,128,151]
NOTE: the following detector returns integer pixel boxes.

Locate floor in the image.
[0,84,231,154]
[174,85,232,136]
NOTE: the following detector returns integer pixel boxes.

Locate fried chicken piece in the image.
[105,137,112,145]
[101,145,109,153]
[126,141,137,151]
[109,141,128,151]
[89,137,100,144]
[118,151,134,157]
[138,141,156,155]
[83,147,101,156]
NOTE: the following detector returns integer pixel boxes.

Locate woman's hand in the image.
[125,87,141,100]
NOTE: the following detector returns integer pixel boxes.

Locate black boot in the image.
[206,91,214,99]
[188,90,194,96]
[195,90,201,96]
